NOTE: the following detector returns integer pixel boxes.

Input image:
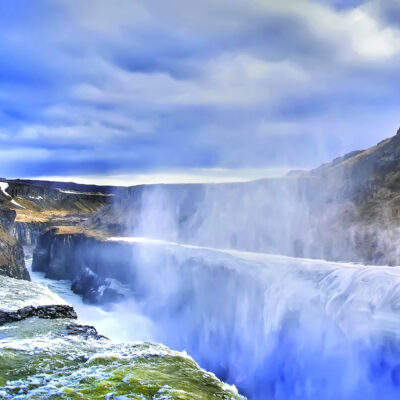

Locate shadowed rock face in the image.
[0,208,29,280]
[12,221,50,246]
[0,304,77,325]
[64,322,108,340]
[32,230,135,303]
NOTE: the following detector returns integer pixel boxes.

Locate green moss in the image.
[0,319,244,399]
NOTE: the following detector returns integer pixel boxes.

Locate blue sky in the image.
[0,0,400,180]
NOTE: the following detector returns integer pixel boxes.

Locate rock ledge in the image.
[0,304,77,325]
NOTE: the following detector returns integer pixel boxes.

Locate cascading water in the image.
[101,238,400,399]
[27,235,400,398]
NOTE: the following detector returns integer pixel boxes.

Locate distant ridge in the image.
[8,179,125,195]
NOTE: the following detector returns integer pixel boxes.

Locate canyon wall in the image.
[32,230,135,303]
[0,208,29,280]
[0,179,112,280]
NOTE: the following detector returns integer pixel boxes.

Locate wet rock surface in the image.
[63,322,108,340]
[0,304,77,325]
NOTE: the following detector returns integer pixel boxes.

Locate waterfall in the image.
[101,238,400,399]
[26,175,400,399]
[27,234,400,398]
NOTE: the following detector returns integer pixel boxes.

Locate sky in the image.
[0,0,400,182]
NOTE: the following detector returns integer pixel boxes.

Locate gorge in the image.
[3,131,400,399]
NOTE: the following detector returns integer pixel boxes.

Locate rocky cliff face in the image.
[299,129,400,264]
[0,208,29,280]
[2,179,111,240]
[12,221,50,246]
[0,179,112,280]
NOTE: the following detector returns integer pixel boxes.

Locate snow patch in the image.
[10,199,25,209]
[0,182,25,208]
[58,189,81,194]
[0,182,10,197]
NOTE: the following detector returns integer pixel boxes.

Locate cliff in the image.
[32,229,135,303]
[0,275,76,324]
[0,208,29,280]
[0,179,113,280]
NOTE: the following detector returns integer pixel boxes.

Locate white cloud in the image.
[346,7,400,59]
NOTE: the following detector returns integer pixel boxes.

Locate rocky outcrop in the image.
[0,237,28,280]
[0,208,16,232]
[64,322,108,340]
[0,272,76,333]
[0,304,77,325]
